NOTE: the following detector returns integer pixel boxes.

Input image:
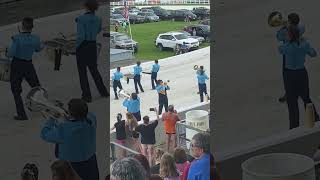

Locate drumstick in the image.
[142,71,152,74]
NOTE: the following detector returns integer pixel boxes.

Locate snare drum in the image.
[0,58,11,82]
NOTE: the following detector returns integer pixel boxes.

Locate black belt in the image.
[12,57,32,62]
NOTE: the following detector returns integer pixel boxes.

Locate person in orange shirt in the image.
[162,105,180,152]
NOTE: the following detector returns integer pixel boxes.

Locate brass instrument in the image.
[25,87,69,122]
[268,11,287,27]
[193,65,199,70]
[118,89,131,99]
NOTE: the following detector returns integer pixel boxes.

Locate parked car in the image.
[141,8,155,13]
[180,31,205,44]
[199,18,210,25]
[110,32,138,53]
[185,24,210,42]
[192,7,210,20]
[110,14,126,25]
[149,6,169,20]
[169,10,197,21]
[113,7,124,14]
[137,12,160,22]
[155,32,199,51]
[129,14,146,24]
[129,9,141,16]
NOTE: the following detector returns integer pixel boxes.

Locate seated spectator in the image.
[162,105,180,152]
[41,98,99,180]
[21,163,38,180]
[111,157,147,180]
[133,154,151,179]
[187,133,210,180]
[51,160,81,180]
[160,153,180,180]
[111,113,127,158]
[136,108,160,166]
[173,148,190,175]
[151,148,164,174]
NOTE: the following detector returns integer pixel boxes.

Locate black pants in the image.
[284,68,319,129]
[76,41,108,99]
[281,56,287,98]
[113,80,123,98]
[70,154,99,180]
[158,94,168,115]
[10,59,40,117]
[134,74,144,93]
[132,111,141,121]
[151,72,157,89]
[199,83,207,102]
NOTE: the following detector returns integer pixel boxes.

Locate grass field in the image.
[111,20,210,61]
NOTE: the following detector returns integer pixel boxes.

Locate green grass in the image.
[111,20,210,61]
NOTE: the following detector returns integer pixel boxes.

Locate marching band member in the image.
[279,25,319,129]
[75,0,109,103]
[156,80,170,115]
[41,98,99,180]
[133,61,144,94]
[151,60,160,90]
[6,17,42,120]
[112,67,123,100]
[276,13,305,103]
[123,93,141,121]
[197,66,209,102]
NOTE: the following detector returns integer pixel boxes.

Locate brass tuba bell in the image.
[268,11,287,27]
[26,87,69,122]
[193,65,199,70]
[118,89,131,99]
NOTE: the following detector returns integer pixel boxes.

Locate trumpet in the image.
[25,87,69,122]
[268,11,287,27]
[118,89,131,99]
[193,65,199,70]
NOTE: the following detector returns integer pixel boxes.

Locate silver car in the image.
[110,32,138,53]
[137,12,160,22]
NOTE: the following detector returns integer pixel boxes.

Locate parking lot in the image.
[109,5,210,61]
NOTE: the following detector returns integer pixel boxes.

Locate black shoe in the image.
[82,96,92,103]
[278,95,287,103]
[14,115,28,121]
[141,90,144,93]
[115,97,119,100]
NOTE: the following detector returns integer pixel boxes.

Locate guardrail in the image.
[110,0,210,6]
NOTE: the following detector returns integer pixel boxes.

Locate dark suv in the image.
[185,24,210,42]
[169,10,197,21]
[149,6,169,20]
[192,7,210,20]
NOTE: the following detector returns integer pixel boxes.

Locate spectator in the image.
[51,160,81,180]
[173,148,190,175]
[151,148,165,174]
[111,113,127,158]
[125,112,142,153]
[111,157,147,180]
[21,163,38,180]
[41,98,99,180]
[187,133,210,180]
[151,174,163,180]
[136,108,160,166]
[162,105,180,152]
[160,153,180,180]
[133,154,151,178]
[115,21,119,32]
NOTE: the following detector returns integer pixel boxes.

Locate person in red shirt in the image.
[162,105,180,152]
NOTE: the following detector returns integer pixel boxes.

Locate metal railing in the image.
[110,141,140,162]
[176,119,210,150]
[110,0,210,6]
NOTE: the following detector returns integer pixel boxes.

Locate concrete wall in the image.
[215,125,320,180]
[110,48,134,62]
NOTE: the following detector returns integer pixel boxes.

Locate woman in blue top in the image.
[41,98,99,180]
[279,25,319,129]
[75,0,109,103]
